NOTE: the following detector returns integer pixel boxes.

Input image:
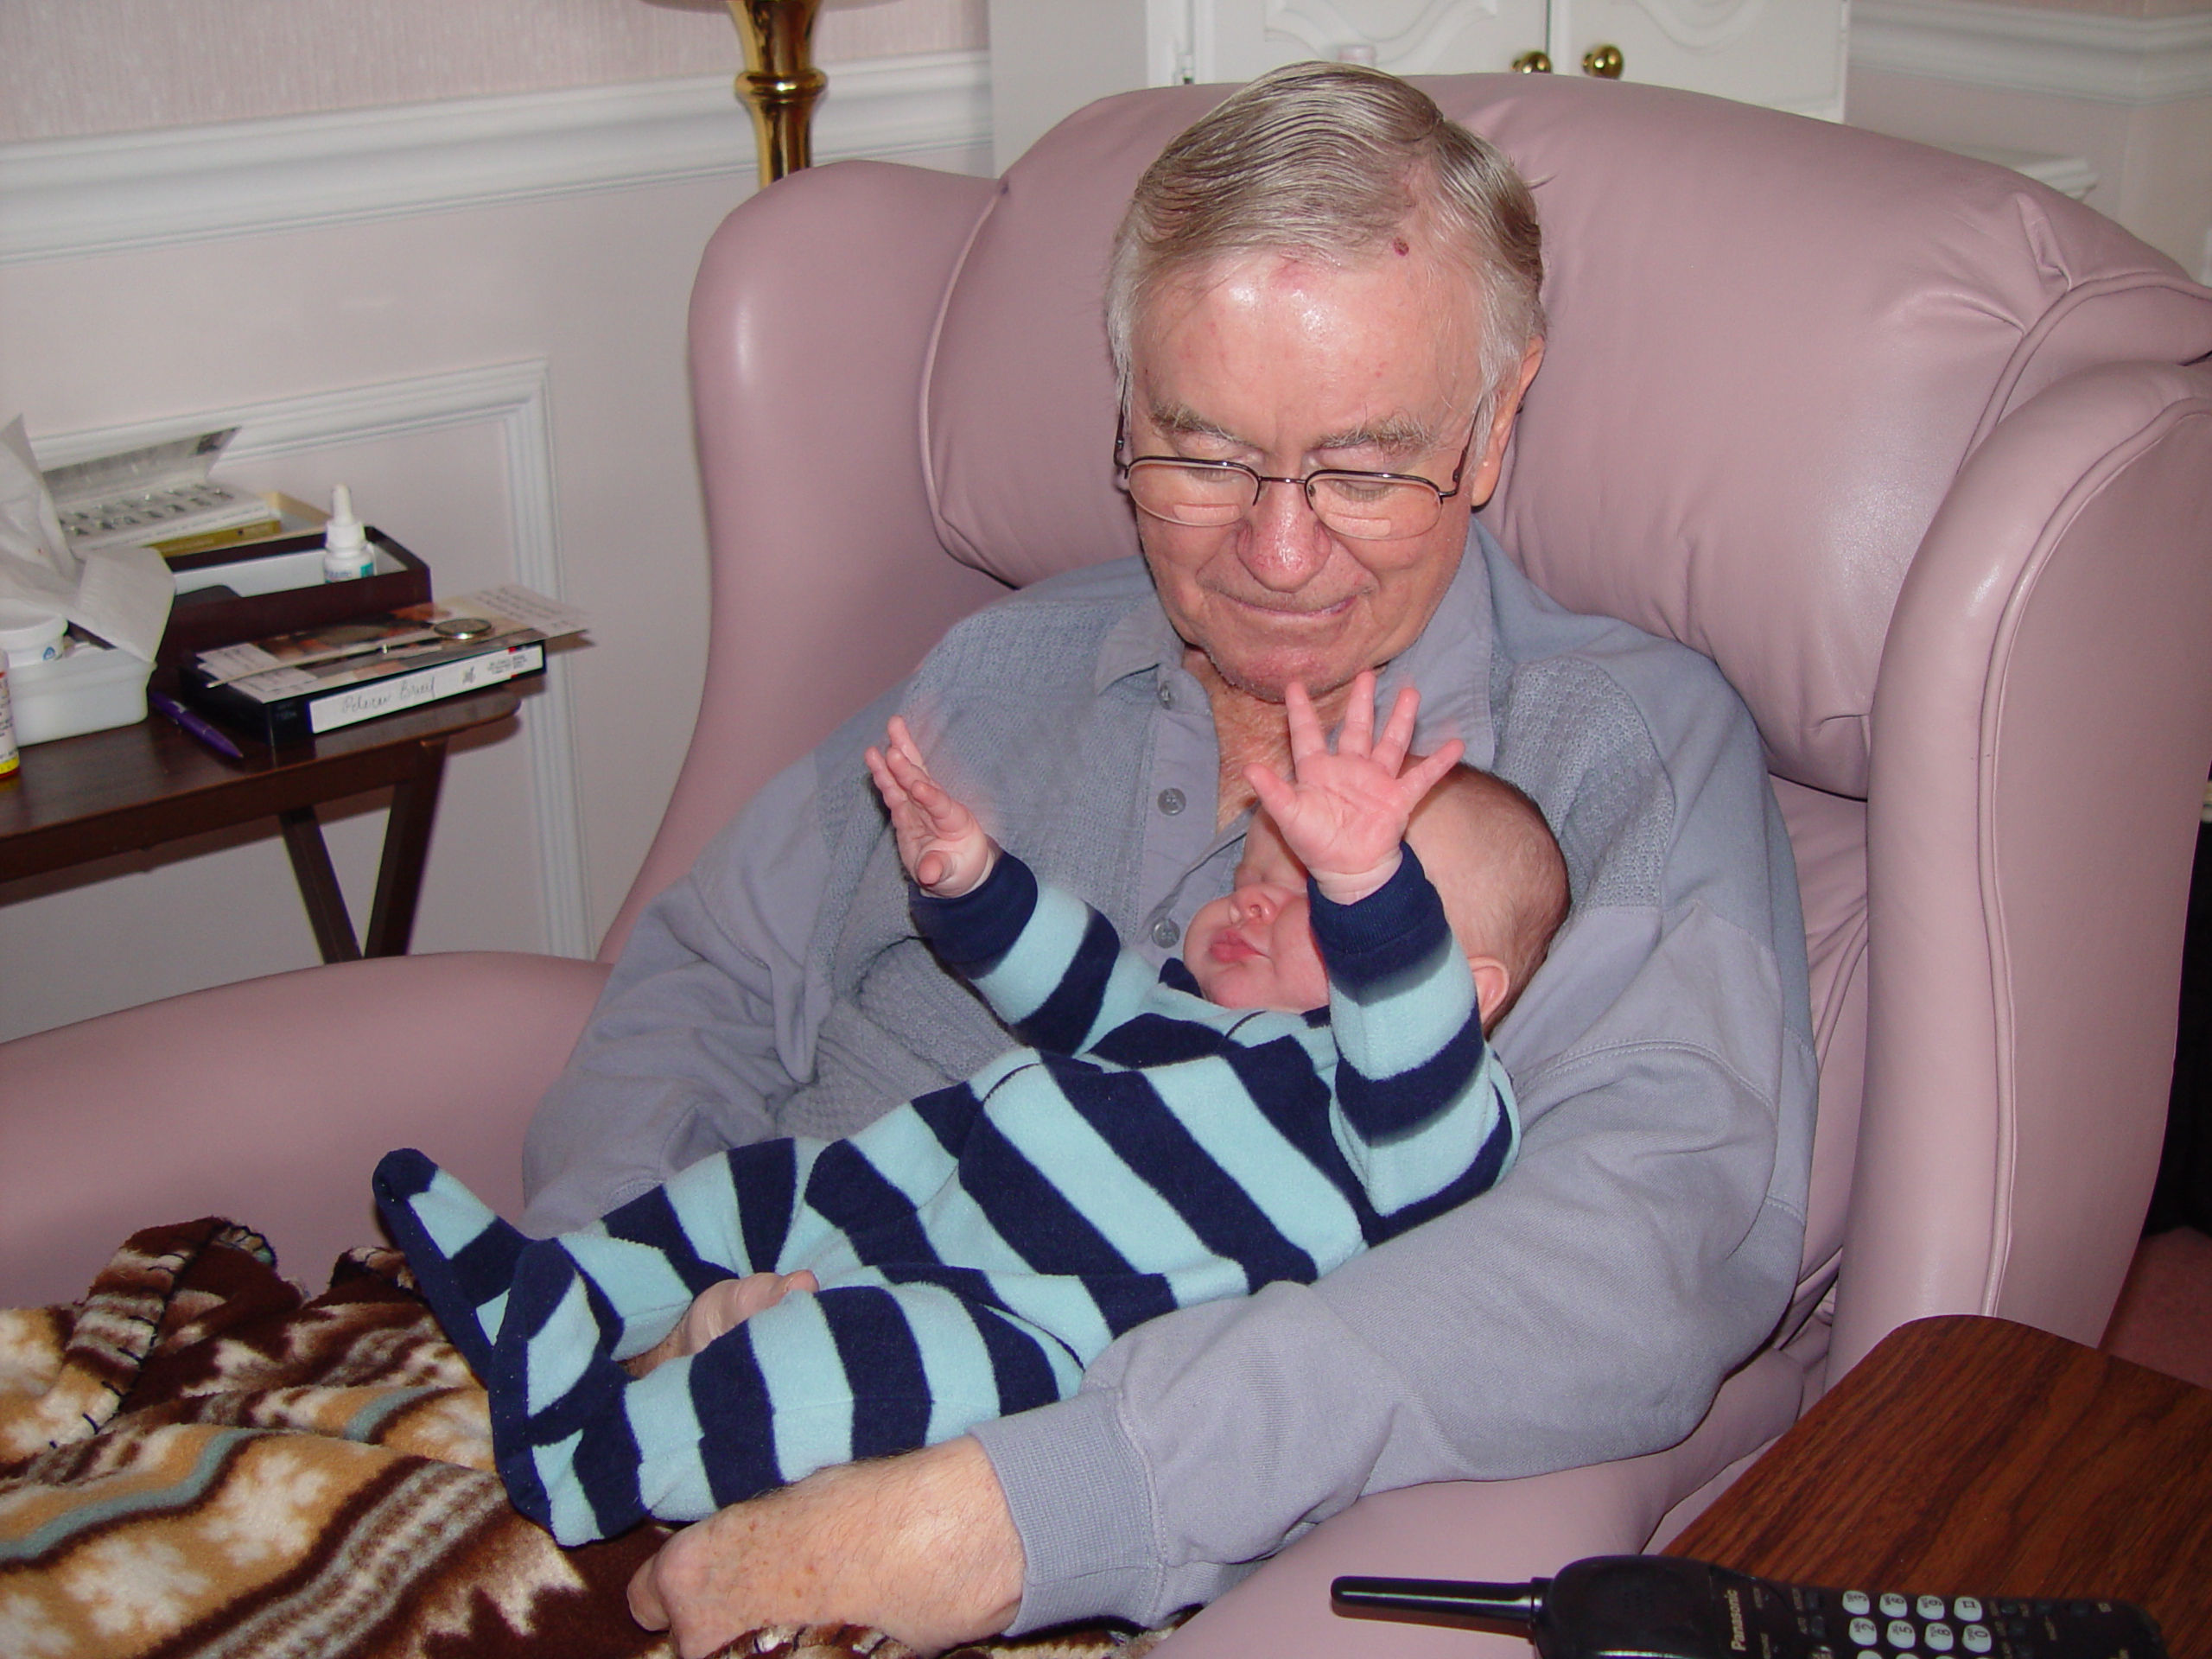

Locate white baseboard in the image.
[1852,0,2212,104]
[33,365,596,961]
[0,49,991,267]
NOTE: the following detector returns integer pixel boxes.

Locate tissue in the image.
[0,416,174,662]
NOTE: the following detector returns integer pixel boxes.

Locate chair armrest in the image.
[1153,1347,1809,1656]
[0,951,608,1307]
[1845,363,2212,1371]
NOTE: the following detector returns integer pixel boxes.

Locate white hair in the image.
[1106,61,1545,424]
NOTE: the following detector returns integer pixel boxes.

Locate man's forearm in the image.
[629,1436,1023,1658]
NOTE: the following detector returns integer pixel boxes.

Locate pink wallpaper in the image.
[0,0,986,142]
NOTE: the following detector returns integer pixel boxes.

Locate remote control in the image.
[1331,1554,2167,1659]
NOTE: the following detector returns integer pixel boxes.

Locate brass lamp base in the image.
[727,0,826,186]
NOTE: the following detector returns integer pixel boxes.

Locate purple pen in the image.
[149,689,246,760]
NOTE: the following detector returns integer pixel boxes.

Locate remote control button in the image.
[1961,1625,1992,1654]
[1953,1599,1983,1623]
[1849,1616,1878,1645]
[1881,1594,1910,1618]
[1918,1596,1947,1620]
[1889,1619,1917,1648]
[1923,1621,1955,1650]
[1844,1592,1872,1616]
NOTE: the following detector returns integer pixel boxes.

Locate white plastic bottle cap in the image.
[323,483,373,582]
[0,600,68,669]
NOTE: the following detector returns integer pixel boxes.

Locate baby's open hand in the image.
[866,717,998,898]
[1245,671,1465,906]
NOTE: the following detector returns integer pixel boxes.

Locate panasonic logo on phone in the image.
[1726,1586,1748,1651]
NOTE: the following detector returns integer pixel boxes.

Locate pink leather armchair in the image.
[6,73,2212,1654]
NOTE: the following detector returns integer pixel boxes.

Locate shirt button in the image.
[1157,681,1174,709]
[1151,918,1180,949]
[1157,788,1185,817]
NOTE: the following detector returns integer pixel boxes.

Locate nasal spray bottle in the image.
[321,485,373,582]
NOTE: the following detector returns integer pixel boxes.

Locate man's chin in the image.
[1208,650,1364,704]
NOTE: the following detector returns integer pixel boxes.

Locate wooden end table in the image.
[1670,1314,2212,1655]
[0,684,521,962]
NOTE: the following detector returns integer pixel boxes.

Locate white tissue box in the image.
[10,641,153,744]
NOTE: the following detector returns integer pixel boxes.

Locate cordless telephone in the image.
[1332,1554,2166,1659]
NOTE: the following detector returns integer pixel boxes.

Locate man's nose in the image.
[1238,480,1333,594]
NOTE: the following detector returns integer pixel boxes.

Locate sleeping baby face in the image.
[1183,813,1332,1013]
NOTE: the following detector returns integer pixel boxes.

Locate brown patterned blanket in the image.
[0,1220,1179,1659]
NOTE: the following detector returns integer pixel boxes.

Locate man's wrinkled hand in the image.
[627,1436,1024,1658]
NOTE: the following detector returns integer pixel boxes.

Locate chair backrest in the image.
[632,73,2212,1377]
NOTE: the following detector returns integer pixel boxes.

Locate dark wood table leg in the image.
[363,739,450,958]
[278,806,363,963]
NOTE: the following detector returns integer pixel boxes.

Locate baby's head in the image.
[1185,766,1569,1027]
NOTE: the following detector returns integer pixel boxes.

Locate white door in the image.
[987,0,1845,168]
[1547,0,1847,120]
[989,0,1551,168]
[1185,1,1554,82]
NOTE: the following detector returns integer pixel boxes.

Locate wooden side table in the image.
[1670,1314,2212,1655]
[0,685,521,962]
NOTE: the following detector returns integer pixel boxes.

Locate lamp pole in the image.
[725,0,828,185]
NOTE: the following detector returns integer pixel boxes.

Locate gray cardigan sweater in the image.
[522,525,1817,1631]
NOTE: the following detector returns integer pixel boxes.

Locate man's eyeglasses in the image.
[1115,410,1480,543]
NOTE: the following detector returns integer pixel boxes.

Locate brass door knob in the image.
[1511,50,1554,73]
[1582,42,1624,78]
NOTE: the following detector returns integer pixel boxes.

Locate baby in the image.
[375,671,1568,1545]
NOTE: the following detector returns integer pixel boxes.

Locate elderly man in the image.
[524,61,1815,1656]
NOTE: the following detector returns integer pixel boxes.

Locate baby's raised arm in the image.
[865,716,998,899]
[1245,671,1465,906]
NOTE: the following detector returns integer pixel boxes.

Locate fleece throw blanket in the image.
[0,1220,1182,1659]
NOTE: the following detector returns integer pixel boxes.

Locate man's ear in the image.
[1467,336,1546,506]
[1468,954,1513,1027]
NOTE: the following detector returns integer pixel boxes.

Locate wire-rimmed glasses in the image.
[1116,411,1480,542]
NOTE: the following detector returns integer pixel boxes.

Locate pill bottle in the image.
[0,659,17,779]
[0,600,67,669]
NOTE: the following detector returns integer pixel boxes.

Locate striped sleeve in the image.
[913,853,1160,1057]
[1309,844,1521,1226]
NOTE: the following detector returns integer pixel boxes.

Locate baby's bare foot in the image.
[622,1271,819,1377]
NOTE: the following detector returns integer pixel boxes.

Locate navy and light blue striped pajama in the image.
[375,842,1518,1544]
